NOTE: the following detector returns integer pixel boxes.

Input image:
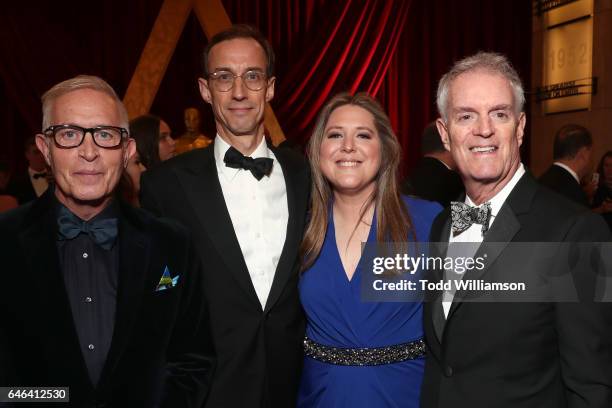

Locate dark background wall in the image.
[0,0,532,175]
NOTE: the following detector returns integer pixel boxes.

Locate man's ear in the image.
[436,118,451,152]
[198,77,212,104]
[35,133,52,167]
[516,112,526,148]
[265,77,275,103]
[123,138,136,168]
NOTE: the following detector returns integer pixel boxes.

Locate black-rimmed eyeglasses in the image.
[43,125,129,149]
[208,70,268,92]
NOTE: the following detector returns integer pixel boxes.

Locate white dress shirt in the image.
[28,167,49,197]
[443,163,526,317]
[553,162,580,183]
[214,135,289,309]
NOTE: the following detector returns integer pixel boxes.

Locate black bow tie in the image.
[223,146,273,181]
[57,206,118,250]
[451,201,492,237]
[33,172,47,179]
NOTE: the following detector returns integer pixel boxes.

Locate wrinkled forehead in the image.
[448,70,516,110]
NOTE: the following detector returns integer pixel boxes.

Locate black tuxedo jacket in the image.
[538,164,589,207]
[140,143,310,408]
[421,172,612,408]
[7,172,38,205]
[0,190,215,408]
[402,157,464,207]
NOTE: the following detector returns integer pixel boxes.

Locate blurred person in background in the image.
[539,124,593,207]
[7,136,51,204]
[592,150,612,230]
[401,121,463,207]
[121,114,175,206]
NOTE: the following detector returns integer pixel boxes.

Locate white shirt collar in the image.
[427,156,451,170]
[465,163,525,220]
[214,134,271,181]
[553,162,580,183]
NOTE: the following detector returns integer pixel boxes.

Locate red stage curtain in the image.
[223,0,412,147]
[223,0,532,173]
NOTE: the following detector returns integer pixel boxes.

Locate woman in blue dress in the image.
[298,92,441,407]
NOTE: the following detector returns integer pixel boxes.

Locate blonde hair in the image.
[41,75,128,130]
[300,92,414,271]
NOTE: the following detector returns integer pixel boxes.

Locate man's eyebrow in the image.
[489,104,512,111]
[452,107,477,114]
[210,67,265,73]
[452,104,513,113]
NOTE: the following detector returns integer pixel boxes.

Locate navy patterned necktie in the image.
[224,146,273,181]
[450,201,492,237]
[57,206,118,250]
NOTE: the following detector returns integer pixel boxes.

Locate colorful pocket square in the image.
[155,266,179,291]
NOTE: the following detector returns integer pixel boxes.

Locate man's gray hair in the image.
[436,52,525,122]
[41,75,129,130]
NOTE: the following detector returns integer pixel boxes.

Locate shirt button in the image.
[88,344,95,351]
[85,297,92,303]
[82,252,88,259]
[444,365,453,377]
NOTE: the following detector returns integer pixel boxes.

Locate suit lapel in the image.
[428,209,451,344]
[175,147,261,309]
[98,206,151,387]
[264,147,308,313]
[19,193,94,392]
[446,172,536,320]
[446,204,520,319]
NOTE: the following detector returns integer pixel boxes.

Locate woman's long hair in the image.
[129,114,162,170]
[300,92,414,271]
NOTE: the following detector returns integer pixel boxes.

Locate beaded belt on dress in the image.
[303,336,426,366]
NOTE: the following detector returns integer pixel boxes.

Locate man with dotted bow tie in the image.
[420,52,612,408]
[0,75,214,407]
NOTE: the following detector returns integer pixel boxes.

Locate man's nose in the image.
[231,76,247,100]
[474,116,493,137]
[79,132,100,161]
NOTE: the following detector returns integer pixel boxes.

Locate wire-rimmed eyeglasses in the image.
[208,70,269,92]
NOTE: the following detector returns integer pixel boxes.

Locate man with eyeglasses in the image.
[0,75,215,407]
[141,25,309,408]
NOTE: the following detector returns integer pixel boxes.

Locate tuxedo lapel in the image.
[446,173,535,320]
[18,194,93,392]
[264,147,307,313]
[174,148,261,309]
[429,209,452,344]
[446,204,520,319]
[98,207,151,387]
